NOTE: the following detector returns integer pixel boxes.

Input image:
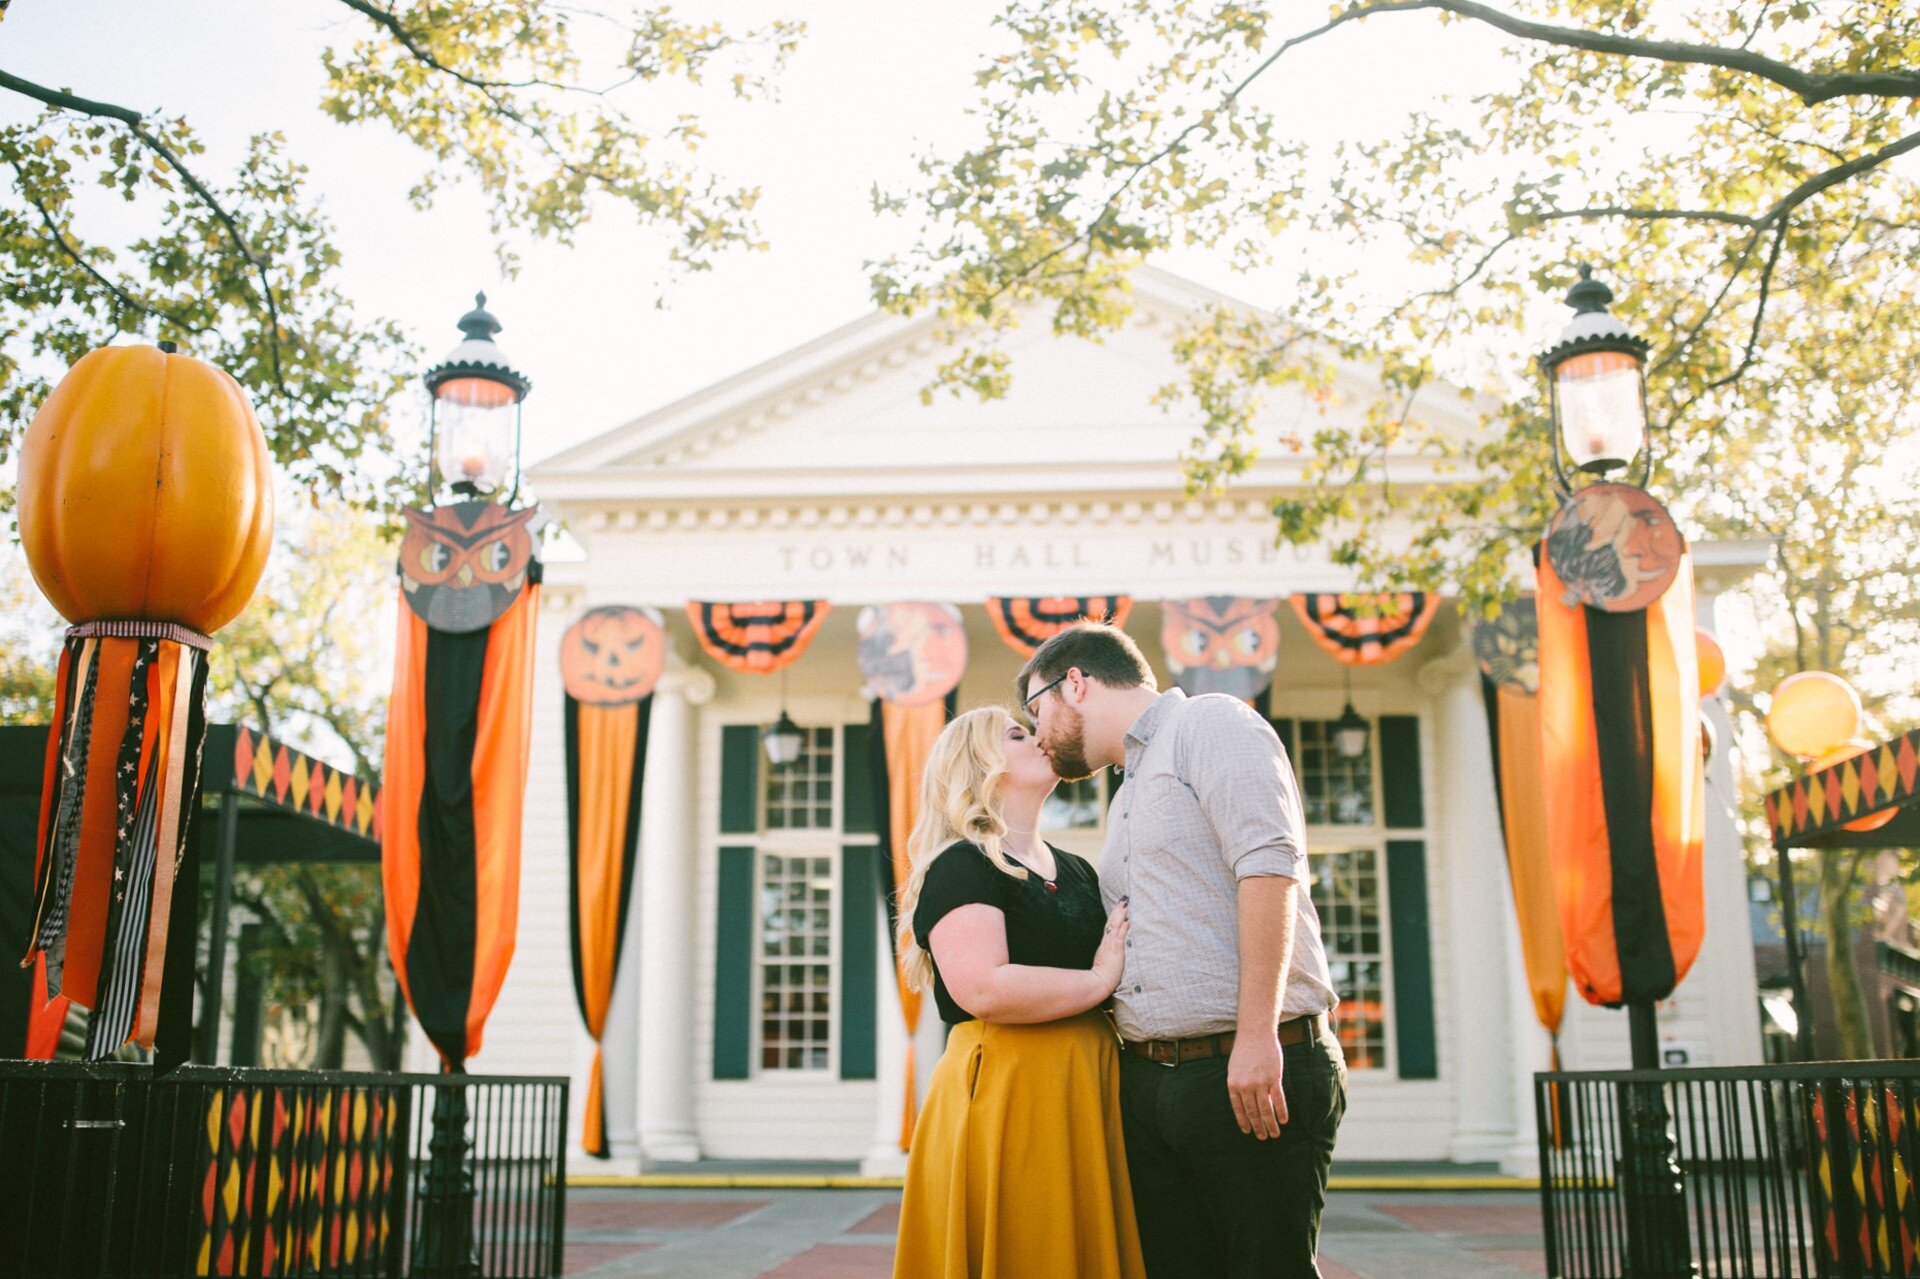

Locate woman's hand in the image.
[1091,900,1130,995]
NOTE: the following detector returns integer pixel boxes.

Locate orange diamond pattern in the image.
[1769,728,1919,845]
[229,726,380,847]
[197,1084,402,1277]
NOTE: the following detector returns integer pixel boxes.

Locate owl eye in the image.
[484,540,513,574]
[419,542,450,576]
[1188,628,1210,653]
[1236,627,1262,655]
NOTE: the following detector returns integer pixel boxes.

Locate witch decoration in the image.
[858,602,968,1150]
[382,297,543,1071]
[17,343,274,1065]
[561,606,667,1155]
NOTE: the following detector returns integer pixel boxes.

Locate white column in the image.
[1420,653,1518,1165]
[1502,885,1551,1177]
[599,888,644,1169]
[862,907,911,1176]
[637,661,715,1166]
[1690,582,1766,1066]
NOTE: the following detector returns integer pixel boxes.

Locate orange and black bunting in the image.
[1290,593,1440,666]
[559,605,666,1156]
[1536,546,1705,1008]
[985,596,1133,657]
[688,601,830,674]
[382,567,541,1070]
[23,624,211,1065]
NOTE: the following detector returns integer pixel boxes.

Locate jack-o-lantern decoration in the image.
[1161,597,1281,701]
[399,500,541,633]
[561,607,666,706]
[17,342,274,1063]
[1543,482,1685,615]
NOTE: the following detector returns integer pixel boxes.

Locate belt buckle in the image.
[1150,1038,1180,1069]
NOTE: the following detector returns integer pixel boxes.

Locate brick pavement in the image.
[560,1188,1547,1278]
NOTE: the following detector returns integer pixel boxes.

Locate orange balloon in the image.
[1696,629,1726,697]
[18,344,273,634]
[1767,671,1862,760]
[1813,738,1898,833]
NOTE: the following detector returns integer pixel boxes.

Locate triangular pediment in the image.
[529,266,1493,504]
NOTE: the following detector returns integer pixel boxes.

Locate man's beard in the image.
[1041,702,1096,781]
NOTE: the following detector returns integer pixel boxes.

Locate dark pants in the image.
[1120,1028,1348,1278]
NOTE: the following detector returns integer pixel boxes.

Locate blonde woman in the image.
[891,707,1147,1279]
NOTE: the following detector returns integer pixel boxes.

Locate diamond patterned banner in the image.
[1767,728,1920,846]
[229,726,381,843]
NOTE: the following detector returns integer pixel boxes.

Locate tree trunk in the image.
[1819,849,1876,1059]
[314,941,348,1069]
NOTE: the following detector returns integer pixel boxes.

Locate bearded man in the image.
[1018,621,1347,1279]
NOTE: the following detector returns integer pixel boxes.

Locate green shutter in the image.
[843,719,878,835]
[1379,715,1424,829]
[1269,717,1295,764]
[840,844,878,1080]
[1387,839,1437,1079]
[713,846,755,1080]
[720,724,760,835]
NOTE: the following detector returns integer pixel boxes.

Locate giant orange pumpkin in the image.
[18,343,274,634]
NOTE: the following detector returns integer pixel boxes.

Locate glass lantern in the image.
[1539,267,1652,489]
[424,293,532,501]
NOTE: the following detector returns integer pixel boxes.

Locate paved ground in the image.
[557,1187,1547,1278]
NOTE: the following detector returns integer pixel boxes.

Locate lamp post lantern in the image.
[762,711,806,768]
[424,292,533,503]
[1538,265,1653,490]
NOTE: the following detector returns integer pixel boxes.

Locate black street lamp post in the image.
[410,292,534,1279]
[1540,268,1695,1279]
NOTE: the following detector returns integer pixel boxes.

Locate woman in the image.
[892,707,1147,1279]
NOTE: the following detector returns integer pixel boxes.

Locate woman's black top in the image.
[912,839,1107,1025]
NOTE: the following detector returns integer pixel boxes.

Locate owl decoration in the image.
[398,499,543,633]
[1472,598,1540,695]
[1161,597,1281,701]
[561,606,666,705]
[858,602,968,707]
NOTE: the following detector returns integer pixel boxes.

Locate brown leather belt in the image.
[1122,1014,1327,1067]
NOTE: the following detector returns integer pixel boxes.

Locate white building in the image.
[422,267,1767,1176]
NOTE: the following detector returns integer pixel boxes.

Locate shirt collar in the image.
[1124,688,1186,753]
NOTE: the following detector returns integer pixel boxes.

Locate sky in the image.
[1,0,1513,466]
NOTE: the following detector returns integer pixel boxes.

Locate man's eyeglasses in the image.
[1023,673,1068,721]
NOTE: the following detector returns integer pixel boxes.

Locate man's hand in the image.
[1227,1030,1287,1139]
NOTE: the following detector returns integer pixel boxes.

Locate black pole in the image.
[1618,1000,1696,1278]
[412,1068,480,1279]
[1775,845,1816,1062]
[195,792,240,1063]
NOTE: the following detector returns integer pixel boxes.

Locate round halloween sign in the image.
[857,602,967,707]
[1472,598,1540,695]
[1542,483,1685,614]
[561,606,667,705]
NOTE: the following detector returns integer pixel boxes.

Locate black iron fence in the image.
[1538,1060,1920,1278]
[0,1061,567,1279]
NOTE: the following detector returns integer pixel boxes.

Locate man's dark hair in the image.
[1016,622,1157,703]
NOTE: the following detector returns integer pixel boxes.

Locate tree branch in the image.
[0,69,290,395]
[333,0,623,96]
[13,178,214,336]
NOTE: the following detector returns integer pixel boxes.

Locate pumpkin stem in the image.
[158,340,178,354]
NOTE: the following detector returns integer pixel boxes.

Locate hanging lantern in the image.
[424,293,531,501]
[1331,702,1370,760]
[1766,672,1862,760]
[1538,266,1652,488]
[762,712,806,767]
[17,342,273,1063]
[1696,629,1726,697]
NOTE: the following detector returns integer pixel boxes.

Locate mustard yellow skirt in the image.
[893,1010,1147,1279]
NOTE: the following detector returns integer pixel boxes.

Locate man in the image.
[1019,622,1346,1279]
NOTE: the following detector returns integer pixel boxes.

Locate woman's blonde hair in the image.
[895,706,1031,993]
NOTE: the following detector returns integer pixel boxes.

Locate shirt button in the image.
[1132,985,1142,993]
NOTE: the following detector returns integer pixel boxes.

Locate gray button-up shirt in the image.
[1099,689,1337,1041]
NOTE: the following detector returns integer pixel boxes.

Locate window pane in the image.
[1299,720,1375,826]
[762,725,838,831]
[757,849,836,1072]
[1309,847,1390,1071]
